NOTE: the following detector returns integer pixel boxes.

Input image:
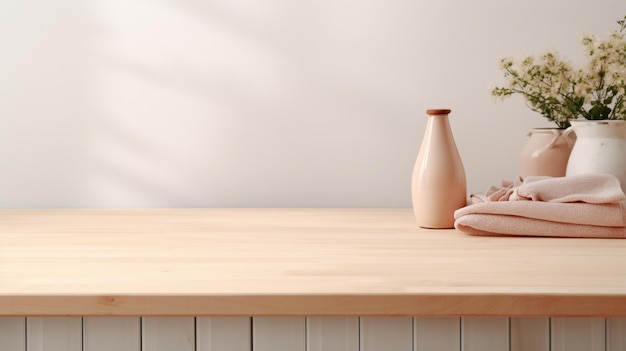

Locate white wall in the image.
[0,0,623,208]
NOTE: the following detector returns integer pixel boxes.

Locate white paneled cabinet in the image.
[2,316,626,350]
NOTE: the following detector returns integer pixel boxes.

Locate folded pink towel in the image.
[510,174,626,203]
[473,174,626,203]
[454,174,626,238]
[473,178,522,202]
[455,213,626,238]
[456,201,626,227]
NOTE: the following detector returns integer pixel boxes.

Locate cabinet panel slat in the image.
[551,317,605,351]
[415,317,460,351]
[510,317,549,351]
[360,317,413,351]
[26,317,82,351]
[196,317,251,351]
[307,317,359,351]
[253,317,305,351]
[141,317,195,351]
[461,317,509,351]
[0,318,25,351]
[83,317,140,351]
[608,318,626,351]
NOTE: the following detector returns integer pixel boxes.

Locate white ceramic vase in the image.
[565,120,626,193]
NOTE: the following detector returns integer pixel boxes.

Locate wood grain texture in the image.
[1,208,626,316]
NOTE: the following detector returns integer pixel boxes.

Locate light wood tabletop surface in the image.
[1,208,625,317]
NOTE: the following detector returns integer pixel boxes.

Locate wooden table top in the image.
[1,208,626,317]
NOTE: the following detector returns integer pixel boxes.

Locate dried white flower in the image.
[491,15,626,128]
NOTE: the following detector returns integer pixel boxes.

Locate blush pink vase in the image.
[411,109,467,229]
[519,128,575,178]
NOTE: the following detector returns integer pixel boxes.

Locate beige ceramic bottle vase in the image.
[412,109,467,228]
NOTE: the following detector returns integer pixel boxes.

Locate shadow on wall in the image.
[3,0,624,208]
[80,0,421,207]
[0,0,95,208]
[3,0,479,208]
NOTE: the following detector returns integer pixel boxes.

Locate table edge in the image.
[2,293,625,317]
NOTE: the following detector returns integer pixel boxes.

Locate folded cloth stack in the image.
[453,174,626,238]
